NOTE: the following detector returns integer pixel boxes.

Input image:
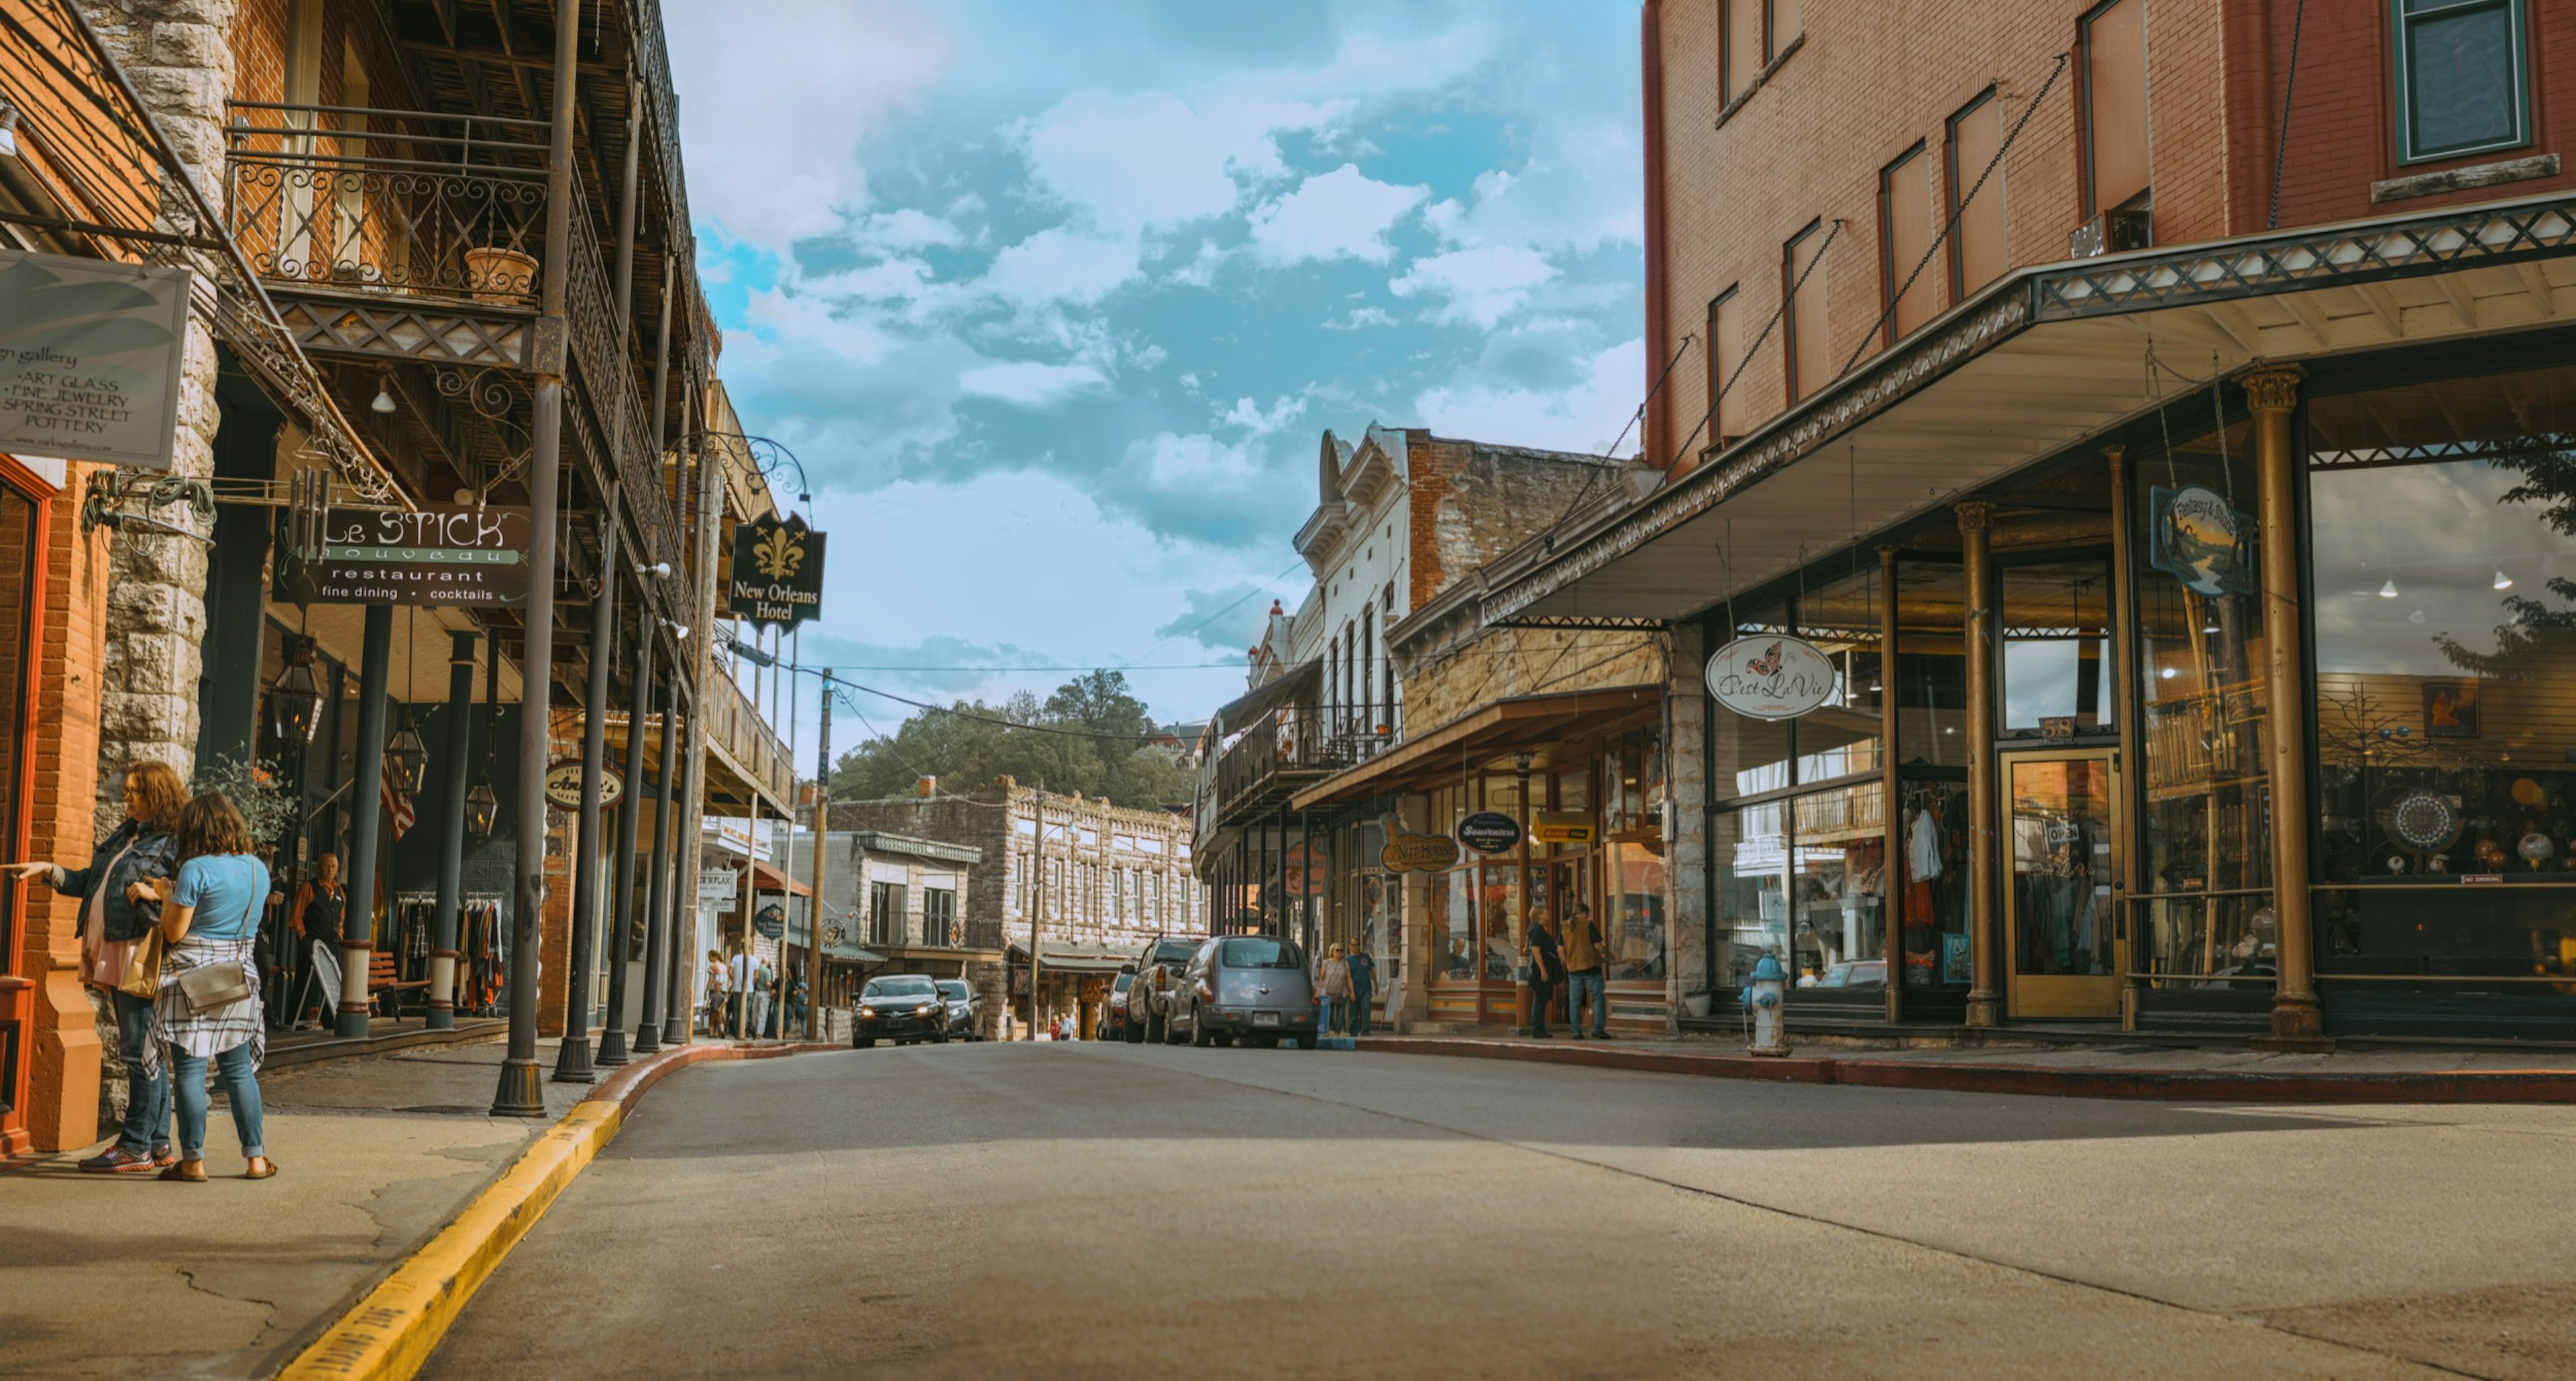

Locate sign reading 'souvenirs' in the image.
[728,513,827,631]
[0,249,192,469]
[288,505,531,606]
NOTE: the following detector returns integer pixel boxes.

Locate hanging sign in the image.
[2148,484,2253,597]
[698,868,739,907]
[1380,831,1461,873]
[0,248,192,468]
[541,760,625,810]
[1456,811,1522,855]
[1530,811,1597,846]
[727,512,827,631]
[754,903,786,939]
[1283,841,1328,897]
[1705,635,1839,721]
[286,505,531,606]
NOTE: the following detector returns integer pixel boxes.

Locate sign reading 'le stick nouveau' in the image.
[0,248,193,469]
[288,505,531,606]
[727,513,827,631]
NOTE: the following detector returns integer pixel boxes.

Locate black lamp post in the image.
[270,637,325,746]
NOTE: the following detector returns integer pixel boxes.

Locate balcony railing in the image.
[705,664,795,808]
[1210,701,1403,819]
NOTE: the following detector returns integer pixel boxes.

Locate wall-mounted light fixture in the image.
[635,561,671,576]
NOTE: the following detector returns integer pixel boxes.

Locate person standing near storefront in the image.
[7,761,184,1172]
[727,947,754,1037]
[1318,942,1352,1037]
[140,792,276,1182]
[787,974,808,1039]
[1344,941,1377,1037]
[1563,903,1611,1041]
[751,956,775,1038]
[1521,919,1565,1039]
[288,853,346,1029]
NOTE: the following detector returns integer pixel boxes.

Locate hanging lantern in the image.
[465,774,500,837]
[386,712,430,797]
[269,637,325,746]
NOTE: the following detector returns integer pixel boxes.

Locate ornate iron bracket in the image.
[80,468,216,538]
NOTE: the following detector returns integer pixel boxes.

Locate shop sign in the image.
[1380,831,1461,873]
[287,505,531,607]
[2149,484,2253,597]
[1283,841,1328,897]
[1705,635,1838,721]
[1456,811,1521,855]
[698,868,738,907]
[727,513,827,631]
[541,759,624,810]
[754,903,786,939]
[1530,811,1597,846]
[0,248,191,469]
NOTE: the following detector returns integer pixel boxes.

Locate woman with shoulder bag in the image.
[6,761,185,1173]
[136,791,276,1182]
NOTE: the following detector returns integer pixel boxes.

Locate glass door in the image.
[2004,750,2123,1018]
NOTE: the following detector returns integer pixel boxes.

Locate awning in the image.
[824,942,885,965]
[1006,939,1138,973]
[1483,191,2576,629]
[1291,684,1661,811]
[1212,659,1320,736]
[748,857,810,897]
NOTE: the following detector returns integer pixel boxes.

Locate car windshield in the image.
[1150,941,1196,966]
[934,980,968,999]
[1219,937,1303,970]
[865,978,936,1000]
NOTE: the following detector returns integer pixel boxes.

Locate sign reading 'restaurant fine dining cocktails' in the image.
[286,505,532,606]
[0,249,192,469]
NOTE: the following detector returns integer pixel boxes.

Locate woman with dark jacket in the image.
[7,761,186,1172]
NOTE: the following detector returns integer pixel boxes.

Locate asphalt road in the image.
[423,1043,2576,1380]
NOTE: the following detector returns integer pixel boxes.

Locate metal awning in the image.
[747,857,809,897]
[1212,659,1320,736]
[1291,684,1662,811]
[1006,940,1138,973]
[824,942,885,965]
[1485,191,2576,629]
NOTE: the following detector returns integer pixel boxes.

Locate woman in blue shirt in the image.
[138,792,275,1182]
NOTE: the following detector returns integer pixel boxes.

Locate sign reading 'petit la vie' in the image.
[0,248,193,468]
[288,505,531,606]
[1705,635,1839,722]
[728,513,827,631]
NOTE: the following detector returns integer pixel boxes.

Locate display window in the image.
[2308,362,2576,994]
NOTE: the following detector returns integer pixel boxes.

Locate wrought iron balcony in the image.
[1209,701,1402,824]
[704,663,796,811]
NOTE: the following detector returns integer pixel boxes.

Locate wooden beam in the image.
[2277,293,2334,350]
[2432,272,2481,329]
[2515,261,2559,319]
[2347,283,2406,336]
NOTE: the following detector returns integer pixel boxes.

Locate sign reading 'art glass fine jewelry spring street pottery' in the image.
[0,248,191,469]
[1705,635,1839,721]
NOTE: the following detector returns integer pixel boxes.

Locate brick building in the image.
[1468,0,2576,1043]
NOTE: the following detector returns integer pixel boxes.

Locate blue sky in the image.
[665,0,1644,747]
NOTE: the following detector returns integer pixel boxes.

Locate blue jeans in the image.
[1316,996,1337,1041]
[170,1042,264,1161]
[1567,972,1607,1034]
[111,989,170,1155]
[1347,986,1373,1037]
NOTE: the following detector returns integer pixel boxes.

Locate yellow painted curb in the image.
[275,1097,624,1381]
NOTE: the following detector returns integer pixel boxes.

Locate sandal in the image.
[158,1161,208,1183]
[244,1158,278,1180]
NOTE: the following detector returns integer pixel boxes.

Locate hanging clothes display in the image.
[456,897,506,1016]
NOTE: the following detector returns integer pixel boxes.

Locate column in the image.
[429,629,477,1029]
[1662,619,1709,1029]
[598,605,653,1066]
[2246,366,2325,1045]
[634,672,680,1054]
[554,511,618,1083]
[2106,446,2146,1029]
[1957,501,2002,1028]
[337,604,392,1039]
[1877,546,1904,1024]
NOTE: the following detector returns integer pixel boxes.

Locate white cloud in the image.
[665,0,950,248]
[1324,306,1395,331]
[1246,164,1428,266]
[1218,392,1312,437]
[1104,431,1306,548]
[1391,246,1561,328]
[848,208,966,252]
[1424,117,1644,256]
[1015,90,1342,236]
[973,228,1143,309]
[1413,338,1645,456]
[957,360,1110,407]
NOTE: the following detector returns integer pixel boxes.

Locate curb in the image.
[275,1041,838,1381]
[1352,1036,2576,1103]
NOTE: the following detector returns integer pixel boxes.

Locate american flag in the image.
[382,775,416,841]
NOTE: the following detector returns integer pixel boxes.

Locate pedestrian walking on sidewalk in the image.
[8,760,184,1173]
[1319,943,1352,1037]
[286,853,347,1029]
[1344,943,1377,1037]
[727,948,754,1037]
[787,975,808,1038]
[140,791,276,1182]
[1563,903,1612,1041]
[702,950,729,1035]
[1521,920,1565,1039]
[753,956,776,1037]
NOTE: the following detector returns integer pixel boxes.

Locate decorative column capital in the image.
[2240,364,2306,415]
[1953,499,1996,533]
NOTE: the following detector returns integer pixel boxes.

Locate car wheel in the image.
[1124,1019,1146,1045]
[1144,1013,1165,1043]
[855,1037,875,1050]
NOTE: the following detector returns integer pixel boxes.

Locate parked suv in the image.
[934,978,980,1040]
[1126,935,1203,1044]
[1169,935,1318,1049]
[853,974,948,1048]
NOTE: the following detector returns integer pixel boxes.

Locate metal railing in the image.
[704,663,794,807]
[1211,701,1403,816]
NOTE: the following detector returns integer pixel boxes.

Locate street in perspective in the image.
[5,2,2576,1379]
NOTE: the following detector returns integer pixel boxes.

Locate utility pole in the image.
[809,670,832,1042]
[1029,792,1044,1040]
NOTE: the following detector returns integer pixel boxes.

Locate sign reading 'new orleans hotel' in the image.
[727,512,826,631]
[288,505,532,606]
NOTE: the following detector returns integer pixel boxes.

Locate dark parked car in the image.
[1169,935,1318,1049]
[853,974,949,1048]
[1099,970,1135,1041]
[1129,935,1203,1043]
[934,978,979,1040]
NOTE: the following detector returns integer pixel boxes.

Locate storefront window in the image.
[2132,418,2271,979]
[1894,561,1968,765]
[1478,863,1520,979]
[1715,800,1786,986]
[2000,558,2112,735]
[1791,780,1885,982]
[2308,364,2576,990]
[1607,841,1666,980]
[0,486,30,968]
[1440,866,1476,978]
[1897,778,1970,985]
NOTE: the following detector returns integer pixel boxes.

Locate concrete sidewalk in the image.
[1358,1031,2576,1101]
[3,1039,614,1380]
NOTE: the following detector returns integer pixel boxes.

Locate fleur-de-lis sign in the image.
[754,526,804,580]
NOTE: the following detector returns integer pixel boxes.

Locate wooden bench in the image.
[368,951,430,1015]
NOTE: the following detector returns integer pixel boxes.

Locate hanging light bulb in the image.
[385,711,430,797]
[370,377,397,414]
[2495,569,2515,591]
[2379,578,2400,599]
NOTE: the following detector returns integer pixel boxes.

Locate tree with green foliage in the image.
[827,671,1196,811]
